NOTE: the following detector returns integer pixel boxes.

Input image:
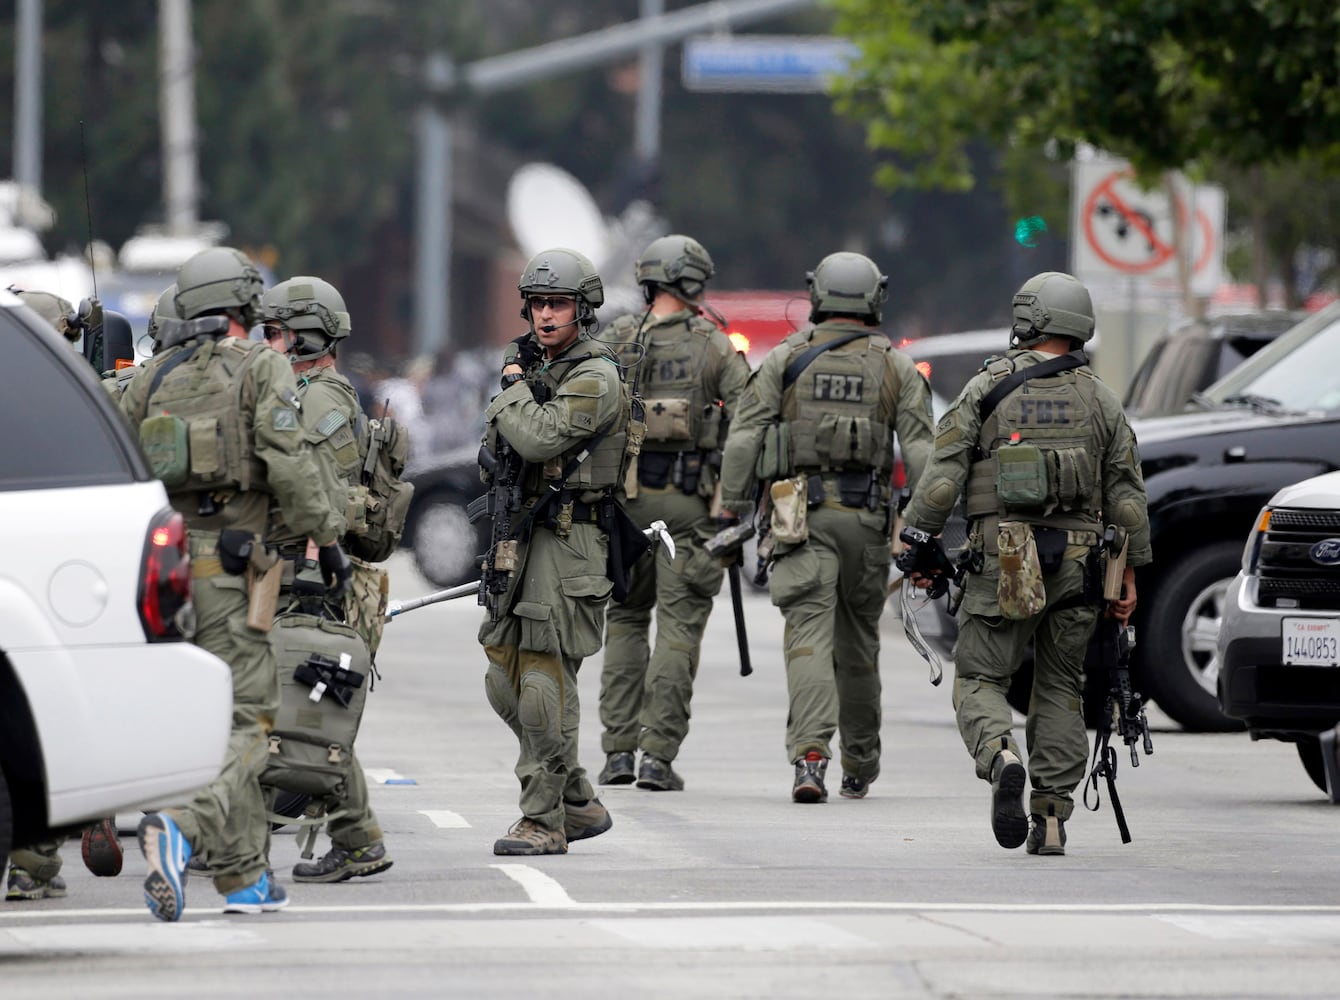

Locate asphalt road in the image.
[3,551,1339,999]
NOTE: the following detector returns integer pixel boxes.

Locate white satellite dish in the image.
[506,162,610,267]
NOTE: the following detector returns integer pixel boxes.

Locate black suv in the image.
[1129,302,1340,730]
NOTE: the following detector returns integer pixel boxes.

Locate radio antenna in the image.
[79,119,98,299]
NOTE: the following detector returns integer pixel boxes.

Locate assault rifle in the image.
[469,434,525,622]
[1084,524,1152,844]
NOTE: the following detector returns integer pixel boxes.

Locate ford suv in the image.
[1218,471,1340,797]
[0,289,232,874]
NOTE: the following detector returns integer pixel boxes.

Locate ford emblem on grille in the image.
[1309,538,1340,565]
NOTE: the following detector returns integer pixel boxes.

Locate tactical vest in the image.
[612,312,722,454]
[779,328,898,477]
[521,350,629,495]
[964,354,1104,531]
[136,336,269,501]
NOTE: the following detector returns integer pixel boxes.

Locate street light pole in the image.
[411,0,816,358]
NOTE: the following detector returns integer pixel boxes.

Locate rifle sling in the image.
[782,330,872,390]
[978,350,1087,423]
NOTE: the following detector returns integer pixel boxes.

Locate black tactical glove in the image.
[318,541,353,599]
[509,333,543,371]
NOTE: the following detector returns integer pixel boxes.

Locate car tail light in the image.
[728,331,751,355]
[139,508,191,640]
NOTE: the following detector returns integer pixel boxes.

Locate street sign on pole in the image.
[681,35,857,93]
[1071,158,1225,297]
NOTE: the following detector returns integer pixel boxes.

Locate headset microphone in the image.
[539,319,579,333]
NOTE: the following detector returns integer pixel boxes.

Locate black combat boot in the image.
[598,751,636,786]
[636,755,685,791]
[792,751,828,803]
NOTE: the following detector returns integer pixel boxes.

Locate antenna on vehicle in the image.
[79,120,98,300]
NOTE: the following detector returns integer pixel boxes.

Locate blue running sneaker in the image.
[137,813,191,922]
[223,871,290,914]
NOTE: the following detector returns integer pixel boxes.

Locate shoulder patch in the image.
[273,407,299,431]
[315,408,348,437]
[564,376,605,397]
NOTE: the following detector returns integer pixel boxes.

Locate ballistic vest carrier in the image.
[521,349,629,496]
[136,336,269,504]
[609,312,723,454]
[964,352,1104,533]
[779,326,899,478]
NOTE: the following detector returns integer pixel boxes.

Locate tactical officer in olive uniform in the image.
[479,248,628,855]
[597,235,750,791]
[717,252,934,802]
[903,271,1149,855]
[120,247,352,919]
[258,276,397,883]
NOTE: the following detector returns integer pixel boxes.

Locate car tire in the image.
[1139,541,1246,733]
[1003,653,1108,729]
[1296,737,1329,795]
[412,496,484,588]
[0,765,11,875]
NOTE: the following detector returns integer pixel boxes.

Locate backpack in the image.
[347,415,414,562]
[262,612,371,799]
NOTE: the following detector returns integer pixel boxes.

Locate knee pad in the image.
[518,671,560,754]
[484,663,519,724]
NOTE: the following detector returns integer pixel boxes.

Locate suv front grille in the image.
[1257,506,1340,610]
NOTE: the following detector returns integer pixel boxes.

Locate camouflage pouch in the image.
[769,475,809,545]
[997,520,1045,620]
[139,413,190,488]
[996,442,1048,511]
[345,558,389,658]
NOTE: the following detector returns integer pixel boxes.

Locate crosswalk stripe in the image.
[490,864,576,907]
[418,809,470,828]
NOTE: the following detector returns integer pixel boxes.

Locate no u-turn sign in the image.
[1070,158,1225,296]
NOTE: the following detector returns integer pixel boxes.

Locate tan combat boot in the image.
[563,798,613,843]
[989,746,1028,849]
[1026,810,1067,856]
[493,818,568,856]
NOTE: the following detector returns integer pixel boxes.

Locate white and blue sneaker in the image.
[223,870,290,914]
[137,812,192,922]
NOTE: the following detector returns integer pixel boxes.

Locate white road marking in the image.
[363,768,411,784]
[490,864,576,907]
[592,915,877,951]
[0,920,260,953]
[418,809,471,828]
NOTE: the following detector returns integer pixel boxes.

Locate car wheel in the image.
[1296,737,1329,795]
[413,497,483,588]
[1140,541,1245,732]
[270,790,312,832]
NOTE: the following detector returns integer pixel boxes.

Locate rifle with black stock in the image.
[469,432,525,622]
[1083,524,1153,844]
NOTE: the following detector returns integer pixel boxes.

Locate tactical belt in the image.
[796,469,887,513]
[539,495,606,531]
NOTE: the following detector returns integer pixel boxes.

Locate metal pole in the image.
[159,0,199,234]
[14,0,42,198]
[635,0,665,167]
[414,53,454,359]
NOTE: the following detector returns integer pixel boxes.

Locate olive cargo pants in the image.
[953,555,1099,819]
[767,505,890,780]
[600,488,723,763]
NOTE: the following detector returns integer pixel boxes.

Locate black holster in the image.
[217,529,255,576]
[601,497,652,603]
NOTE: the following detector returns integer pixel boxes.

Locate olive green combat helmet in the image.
[14,289,76,339]
[173,247,264,326]
[261,276,351,362]
[807,251,888,325]
[1010,271,1095,348]
[635,234,714,305]
[147,283,181,348]
[518,247,604,332]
